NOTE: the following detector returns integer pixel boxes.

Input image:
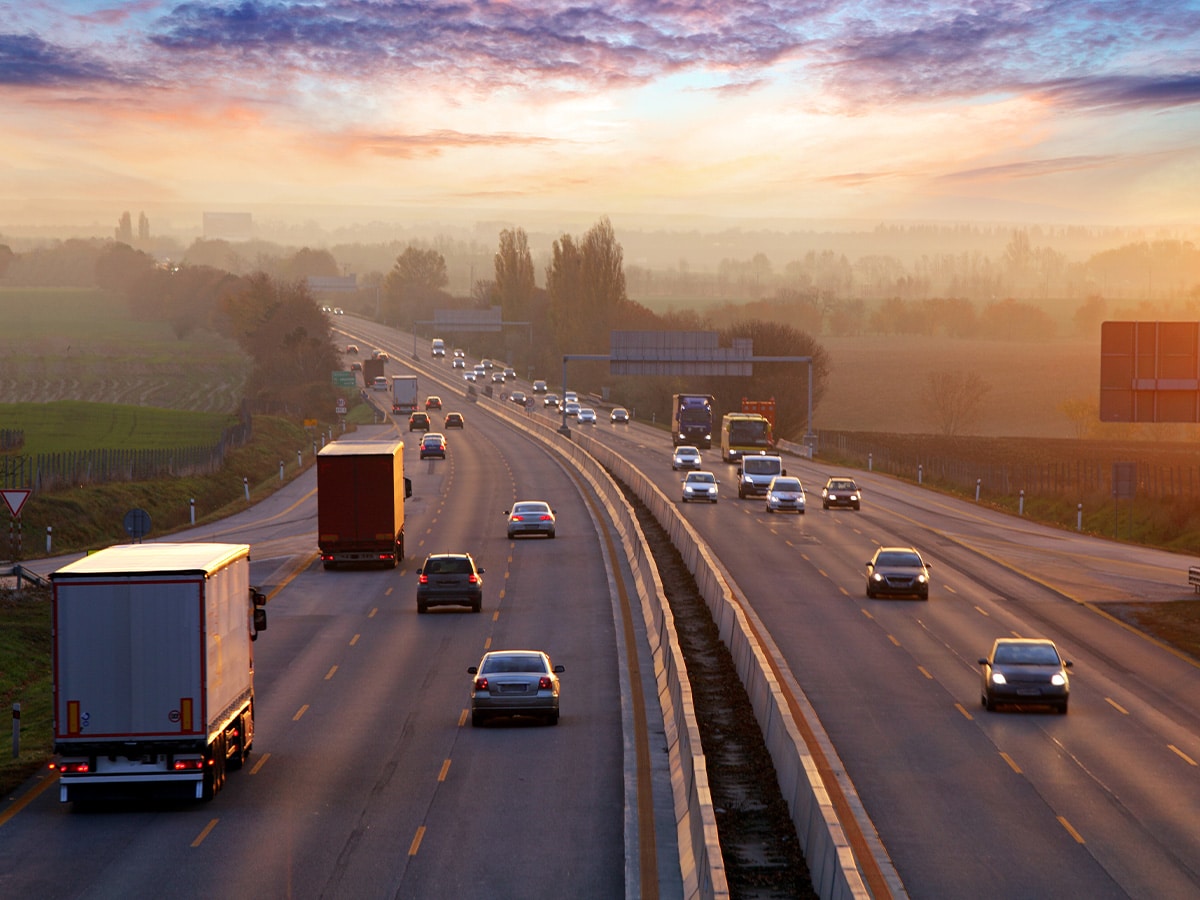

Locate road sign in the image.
[123,507,152,540]
[331,370,356,388]
[1,489,31,517]
[1101,321,1200,422]
[336,398,348,414]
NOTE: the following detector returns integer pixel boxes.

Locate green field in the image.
[1,402,237,454]
[0,288,250,412]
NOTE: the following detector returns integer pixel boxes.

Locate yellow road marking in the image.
[917,666,932,679]
[999,752,1022,774]
[191,818,219,847]
[325,666,338,680]
[250,753,270,775]
[1058,816,1085,843]
[1169,744,1198,766]
[1105,697,1129,715]
[438,760,451,782]
[955,703,973,720]
[408,826,426,856]
[350,634,360,646]
[293,705,309,721]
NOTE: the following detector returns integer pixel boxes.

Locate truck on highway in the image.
[361,357,385,386]
[741,397,776,434]
[391,374,419,414]
[720,412,773,462]
[50,542,267,803]
[671,393,715,448]
[317,439,410,569]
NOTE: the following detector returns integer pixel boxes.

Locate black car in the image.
[979,638,1071,713]
[444,412,465,429]
[408,411,430,431]
[866,546,930,599]
[822,476,861,510]
[416,553,484,613]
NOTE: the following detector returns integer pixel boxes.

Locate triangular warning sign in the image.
[1,489,32,517]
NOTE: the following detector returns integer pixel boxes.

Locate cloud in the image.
[0,32,124,86]
[346,127,560,159]
[1037,74,1200,112]
[942,155,1119,182]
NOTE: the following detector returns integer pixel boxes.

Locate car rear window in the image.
[425,557,471,575]
[482,655,547,674]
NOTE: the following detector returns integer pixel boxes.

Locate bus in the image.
[720,413,773,463]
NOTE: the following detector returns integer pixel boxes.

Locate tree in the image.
[0,243,15,277]
[115,211,133,243]
[494,228,535,323]
[924,370,991,436]
[391,246,448,290]
[382,245,449,327]
[546,217,628,360]
[1059,397,1099,438]
[1072,295,1107,338]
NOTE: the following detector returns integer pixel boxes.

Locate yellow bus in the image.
[720,413,773,463]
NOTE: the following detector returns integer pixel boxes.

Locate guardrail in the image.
[384,345,897,898]
[1189,566,1200,593]
[0,564,51,589]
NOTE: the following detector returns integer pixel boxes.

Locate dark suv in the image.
[416,553,484,613]
[408,411,430,431]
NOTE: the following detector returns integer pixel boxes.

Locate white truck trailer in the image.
[50,543,267,803]
[392,374,419,414]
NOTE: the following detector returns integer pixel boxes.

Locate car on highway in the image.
[408,411,431,431]
[373,349,389,361]
[419,433,447,459]
[416,552,484,613]
[681,470,719,503]
[491,372,506,384]
[468,650,563,726]
[510,390,527,405]
[444,412,465,429]
[577,408,597,424]
[372,376,388,391]
[979,638,1071,713]
[532,380,547,393]
[505,500,556,539]
[765,476,806,514]
[503,367,516,381]
[350,361,362,371]
[474,363,486,377]
[563,401,581,417]
[453,348,465,358]
[543,393,560,408]
[452,357,466,369]
[672,446,702,470]
[345,344,359,354]
[425,396,442,410]
[563,390,579,406]
[480,358,494,371]
[610,407,629,424]
[822,476,861,510]
[865,546,931,599]
[463,371,477,382]
[333,307,344,315]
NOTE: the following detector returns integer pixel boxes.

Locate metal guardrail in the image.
[1189,566,1200,593]
[0,564,51,589]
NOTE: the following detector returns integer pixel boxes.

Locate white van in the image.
[736,454,786,499]
[373,376,388,391]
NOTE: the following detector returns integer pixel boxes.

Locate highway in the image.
[8,315,1200,898]
[0,370,671,898]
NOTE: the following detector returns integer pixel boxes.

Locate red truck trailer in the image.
[317,440,410,569]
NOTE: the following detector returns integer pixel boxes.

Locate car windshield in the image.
[876,551,921,567]
[677,448,699,458]
[744,458,780,475]
[829,481,856,491]
[688,473,716,484]
[424,557,472,575]
[481,655,548,675]
[772,479,801,491]
[994,643,1061,666]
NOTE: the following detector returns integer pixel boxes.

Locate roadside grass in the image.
[0,589,53,800]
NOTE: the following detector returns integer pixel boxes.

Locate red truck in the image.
[317,440,410,569]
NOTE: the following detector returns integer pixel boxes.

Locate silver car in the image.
[505,500,556,539]
[577,408,597,424]
[681,470,719,503]
[765,476,805,514]
[672,446,702,470]
[468,650,563,726]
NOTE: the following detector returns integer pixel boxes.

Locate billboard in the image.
[1100,321,1200,423]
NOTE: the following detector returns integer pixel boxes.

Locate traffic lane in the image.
[696,502,1124,897]
[379,393,626,899]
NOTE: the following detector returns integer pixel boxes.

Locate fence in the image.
[818,430,1200,500]
[0,418,252,492]
[0,429,23,452]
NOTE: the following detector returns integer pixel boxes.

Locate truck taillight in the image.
[474,677,489,690]
[538,677,553,689]
[55,761,90,774]
[172,758,205,771]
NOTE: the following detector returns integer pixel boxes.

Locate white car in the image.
[563,401,581,417]
[452,357,466,369]
[765,476,806,514]
[672,446,702,470]
[681,471,719,503]
[564,391,579,405]
[577,408,597,424]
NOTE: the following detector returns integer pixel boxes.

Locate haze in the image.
[3,0,1200,236]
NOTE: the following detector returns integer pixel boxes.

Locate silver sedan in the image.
[468,650,564,726]
[505,500,556,539]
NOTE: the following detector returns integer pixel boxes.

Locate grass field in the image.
[0,288,249,413]
[0,402,238,454]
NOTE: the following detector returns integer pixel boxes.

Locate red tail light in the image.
[172,758,205,771]
[419,574,428,584]
[56,761,90,774]
[474,677,489,690]
[538,676,552,689]
[511,515,524,521]
[539,515,552,521]
[468,574,478,584]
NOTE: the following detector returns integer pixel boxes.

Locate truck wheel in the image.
[226,717,245,772]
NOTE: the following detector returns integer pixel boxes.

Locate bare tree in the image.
[494,228,535,321]
[924,370,991,436]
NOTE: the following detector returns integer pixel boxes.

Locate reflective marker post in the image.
[12,703,19,759]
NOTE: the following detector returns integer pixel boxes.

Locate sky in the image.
[2,0,1200,235]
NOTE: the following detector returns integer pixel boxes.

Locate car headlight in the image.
[871,573,884,582]
[991,672,1007,685]
[917,574,927,583]
[1051,673,1067,686]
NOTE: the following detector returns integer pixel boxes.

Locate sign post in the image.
[2,489,31,561]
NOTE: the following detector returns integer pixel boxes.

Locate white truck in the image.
[50,543,267,803]
[392,374,418,414]
[430,337,446,357]
[736,453,787,499]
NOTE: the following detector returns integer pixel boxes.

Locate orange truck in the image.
[741,398,777,435]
